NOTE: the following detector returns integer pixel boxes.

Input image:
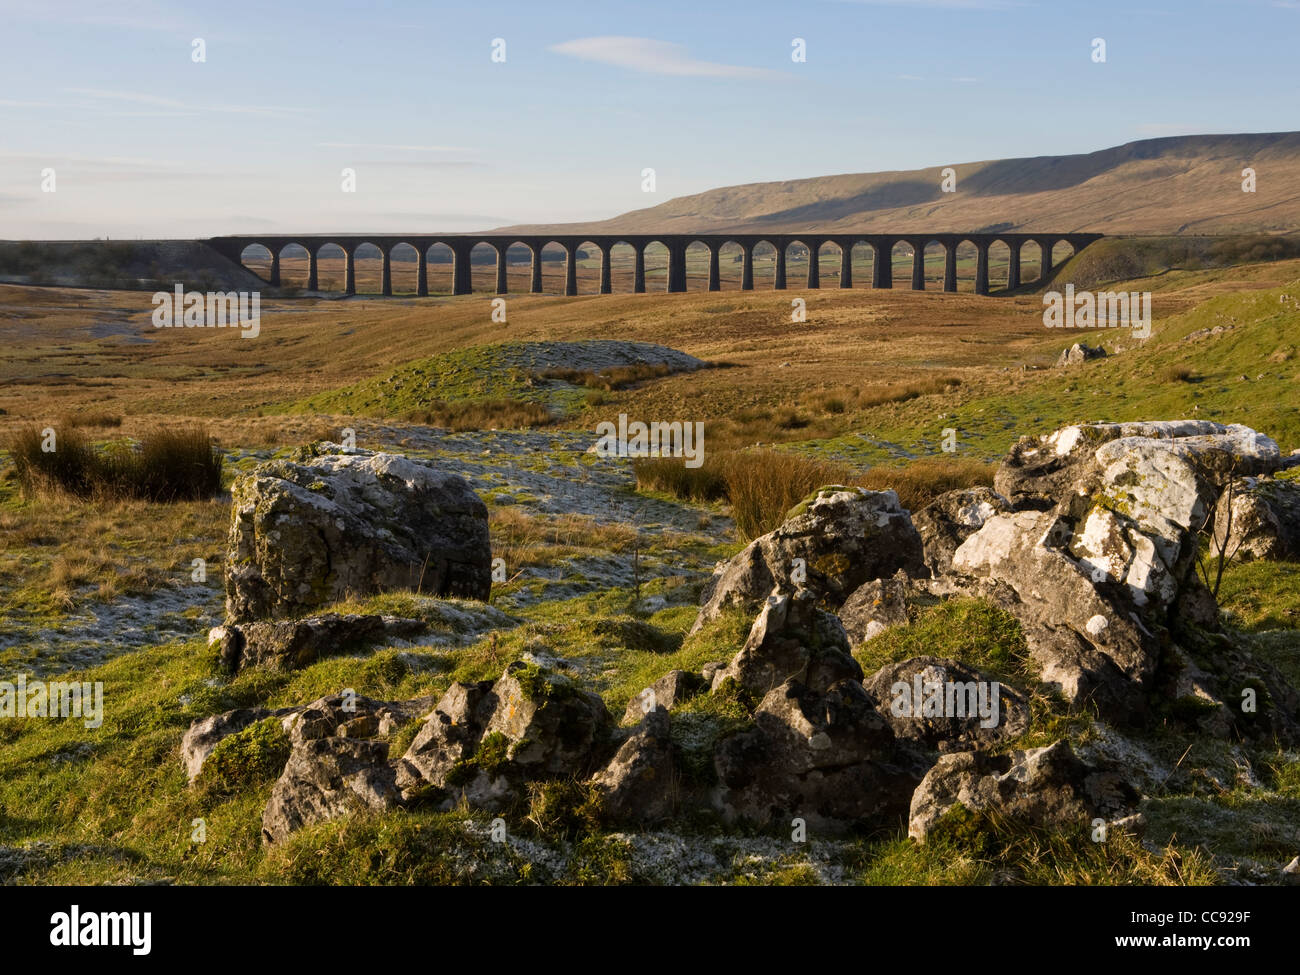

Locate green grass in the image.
[854,597,1032,681]
[799,279,1300,467]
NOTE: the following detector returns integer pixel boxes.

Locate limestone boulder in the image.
[908,740,1139,842]
[225,446,491,623]
[692,486,925,634]
[713,678,921,831]
[710,588,862,700]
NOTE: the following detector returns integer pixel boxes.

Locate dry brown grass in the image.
[403,399,552,431]
[854,456,997,513]
[490,506,638,572]
[57,411,122,429]
[538,363,674,390]
[7,424,222,502]
[636,450,996,541]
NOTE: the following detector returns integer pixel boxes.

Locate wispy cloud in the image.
[549,37,786,79]
[316,142,474,152]
[62,87,186,108]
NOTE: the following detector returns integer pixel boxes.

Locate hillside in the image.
[496,132,1300,237]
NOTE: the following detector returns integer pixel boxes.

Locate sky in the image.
[1,0,1297,239]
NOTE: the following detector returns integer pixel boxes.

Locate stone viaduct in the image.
[205,232,1103,297]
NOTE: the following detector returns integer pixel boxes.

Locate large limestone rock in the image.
[692,487,925,634]
[995,421,1282,511]
[710,589,862,700]
[908,740,1139,842]
[949,422,1289,715]
[952,509,1157,711]
[713,679,921,831]
[225,446,492,623]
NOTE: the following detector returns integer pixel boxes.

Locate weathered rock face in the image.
[225,446,492,623]
[863,656,1031,753]
[691,487,926,634]
[1214,476,1300,562]
[621,669,704,726]
[713,679,921,831]
[710,589,862,700]
[911,487,1012,578]
[483,662,613,778]
[261,737,400,844]
[837,572,911,646]
[213,613,429,673]
[592,708,677,825]
[952,509,1157,712]
[908,741,1139,843]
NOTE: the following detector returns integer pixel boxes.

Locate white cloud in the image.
[549,37,786,79]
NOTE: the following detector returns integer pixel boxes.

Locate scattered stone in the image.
[591,708,676,825]
[863,656,1031,752]
[714,678,921,831]
[621,670,704,726]
[1214,475,1300,562]
[261,737,401,844]
[838,571,911,646]
[1055,342,1107,367]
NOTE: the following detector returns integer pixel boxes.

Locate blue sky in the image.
[1,0,1296,238]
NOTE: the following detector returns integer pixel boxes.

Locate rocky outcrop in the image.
[709,589,862,700]
[908,740,1139,842]
[713,678,922,831]
[691,487,925,633]
[1055,342,1107,367]
[225,446,492,623]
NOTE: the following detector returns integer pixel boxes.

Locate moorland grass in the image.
[8,424,222,503]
